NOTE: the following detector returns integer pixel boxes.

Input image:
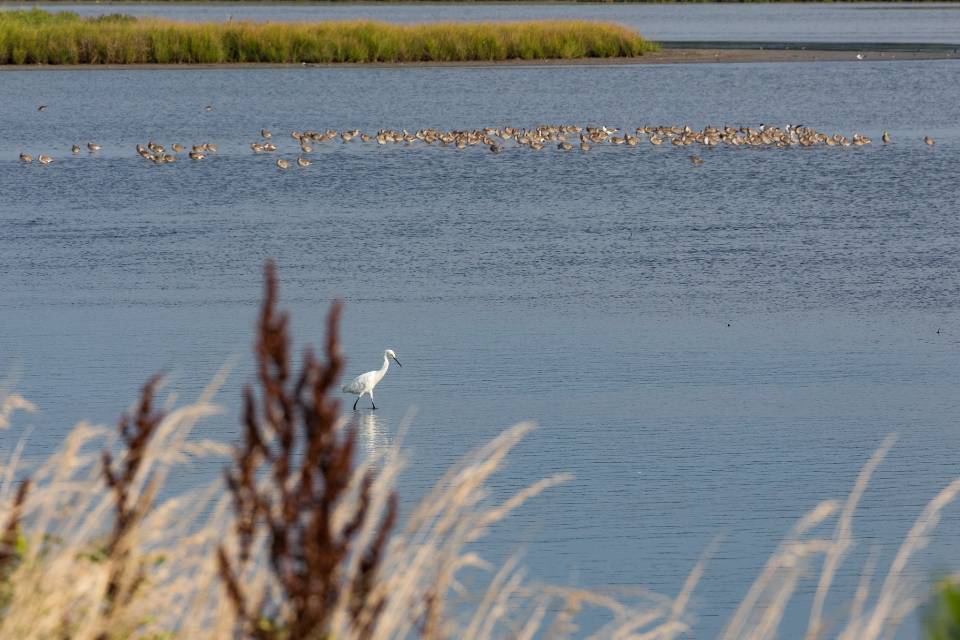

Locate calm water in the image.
[2,59,960,637]
[4,1,960,43]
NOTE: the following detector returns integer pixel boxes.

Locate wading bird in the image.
[342,349,402,410]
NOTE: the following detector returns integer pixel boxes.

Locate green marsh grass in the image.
[0,9,658,64]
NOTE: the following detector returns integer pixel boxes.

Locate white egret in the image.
[342,349,402,410]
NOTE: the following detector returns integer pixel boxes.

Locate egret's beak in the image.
[393,357,402,367]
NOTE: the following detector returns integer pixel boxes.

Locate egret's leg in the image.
[353,395,359,411]
[370,392,377,410]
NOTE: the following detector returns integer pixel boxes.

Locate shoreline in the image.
[0,47,957,69]
[2,1,960,4]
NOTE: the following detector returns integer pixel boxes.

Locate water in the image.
[4,1,960,44]
[2,58,960,637]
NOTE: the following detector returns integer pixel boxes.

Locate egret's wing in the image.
[342,371,373,394]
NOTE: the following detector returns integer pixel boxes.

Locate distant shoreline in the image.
[1,46,957,69]
[2,0,959,4]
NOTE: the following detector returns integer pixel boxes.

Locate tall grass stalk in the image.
[0,10,658,65]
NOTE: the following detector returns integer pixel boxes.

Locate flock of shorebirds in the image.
[17,124,938,168]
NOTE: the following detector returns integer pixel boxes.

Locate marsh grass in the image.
[0,10,657,64]
[0,262,957,638]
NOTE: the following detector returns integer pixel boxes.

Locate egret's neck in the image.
[376,354,390,381]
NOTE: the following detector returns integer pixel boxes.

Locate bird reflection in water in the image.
[357,410,390,460]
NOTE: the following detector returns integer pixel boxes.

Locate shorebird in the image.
[71,144,80,154]
[924,136,935,146]
[205,105,213,112]
[489,143,502,153]
[342,349,402,410]
[19,153,32,163]
[87,142,101,152]
[172,143,185,153]
[296,156,311,167]
[882,131,891,144]
[188,151,205,160]
[276,158,290,170]
[37,105,47,112]
[689,154,704,166]
[38,155,53,165]
[261,129,272,139]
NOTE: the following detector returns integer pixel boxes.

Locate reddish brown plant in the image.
[0,479,30,579]
[101,374,165,615]
[219,261,397,639]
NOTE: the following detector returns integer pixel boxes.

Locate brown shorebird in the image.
[689,154,704,166]
[882,131,890,144]
[276,158,290,170]
[71,144,81,154]
[19,153,32,163]
[188,151,205,160]
[172,143,185,153]
[261,129,272,139]
[87,142,101,152]
[296,156,311,167]
[924,136,935,146]
[38,155,53,165]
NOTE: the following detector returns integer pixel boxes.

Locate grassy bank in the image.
[0,9,656,64]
